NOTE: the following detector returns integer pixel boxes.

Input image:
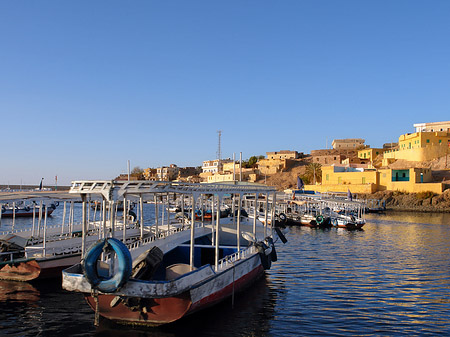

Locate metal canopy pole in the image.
[32,204,36,237]
[190,194,196,271]
[81,195,87,259]
[12,202,15,229]
[38,201,43,237]
[271,193,277,231]
[154,194,159,236]
[211,195,215,246]
[237,194,241,257]
[253,193,258,238]
[140,195,144,239]
[123,196,127,243]
[110,201,115,239]
[264,193,269,237]
[215,194,221,271]
[43,205,48,256]
[102,199,107,239]
[61,201,67,235]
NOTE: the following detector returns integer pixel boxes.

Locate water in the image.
[1,210,450,336]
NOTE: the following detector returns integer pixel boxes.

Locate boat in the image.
[62,180,286,326]
[330,214,365,230]
[0,201,59,218]
[0,192,148,281]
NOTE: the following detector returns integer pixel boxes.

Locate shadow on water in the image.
[95,275,277,337]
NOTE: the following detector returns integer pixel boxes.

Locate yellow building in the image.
[358,148,385,161]
[304,165,445,194]
[384,131,450,162]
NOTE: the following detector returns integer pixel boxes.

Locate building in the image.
[383,131,450,163]
[266,150,301,160]
[156,164,179,181]
[331,138,365,150]
[414,121,450,133]
[358,148,385,162]
[257,158,295,175]
[304,165,445,194]
[178,167,201,179]
[206,168,257,183]
[201,159,233,174]
[312,153,344,165]
[143,168,157,181]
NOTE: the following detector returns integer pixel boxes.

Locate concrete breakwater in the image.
[361,189,450,212]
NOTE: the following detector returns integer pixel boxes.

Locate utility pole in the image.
[216,130,222,161]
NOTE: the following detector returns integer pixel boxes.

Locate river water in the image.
[1,208,450,336]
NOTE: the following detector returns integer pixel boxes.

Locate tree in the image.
[306,163,322,184]
[243,155,265,168]
[131,166,144,180]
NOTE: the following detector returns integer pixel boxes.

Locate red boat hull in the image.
[84,263,264,326]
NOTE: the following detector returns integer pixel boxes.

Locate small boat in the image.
[331,214,365,230]
[62,180,285,326]
[1,202,59,218]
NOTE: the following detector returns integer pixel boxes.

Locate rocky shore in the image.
[360,190,450,213]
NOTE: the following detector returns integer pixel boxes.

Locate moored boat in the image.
[1,201,59,218]
[62,180,285,326]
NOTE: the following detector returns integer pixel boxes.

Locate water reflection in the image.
[95,275,276,337]
[2,212,450,335]
[0,280,40,302]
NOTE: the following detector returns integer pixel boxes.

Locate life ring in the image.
[316,215,324,224]
[279,213,287,223]
[83,238,132,293]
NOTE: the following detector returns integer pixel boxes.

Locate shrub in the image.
[416,191,435,200]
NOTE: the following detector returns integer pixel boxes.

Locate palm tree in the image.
[306,163,322,184]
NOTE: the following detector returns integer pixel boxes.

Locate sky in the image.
[1,1,450,186]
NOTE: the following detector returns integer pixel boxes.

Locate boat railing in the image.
[217,245,256,271]
[0,223,77,237]
[125,223,197,252]
[0,250,26,263]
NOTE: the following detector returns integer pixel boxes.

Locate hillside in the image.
[259,154,450,191]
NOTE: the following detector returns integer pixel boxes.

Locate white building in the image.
[413,121,450,133]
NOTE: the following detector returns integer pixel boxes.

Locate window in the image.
[439,140,442,143]
[326,174,329,181]
[427,139,430,143]
[362,177,366,184]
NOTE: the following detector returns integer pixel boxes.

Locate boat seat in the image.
[165,263,196,281]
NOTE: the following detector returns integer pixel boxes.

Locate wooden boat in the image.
[62,180,284,326]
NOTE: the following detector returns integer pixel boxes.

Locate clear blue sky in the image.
[1,1,449,186]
